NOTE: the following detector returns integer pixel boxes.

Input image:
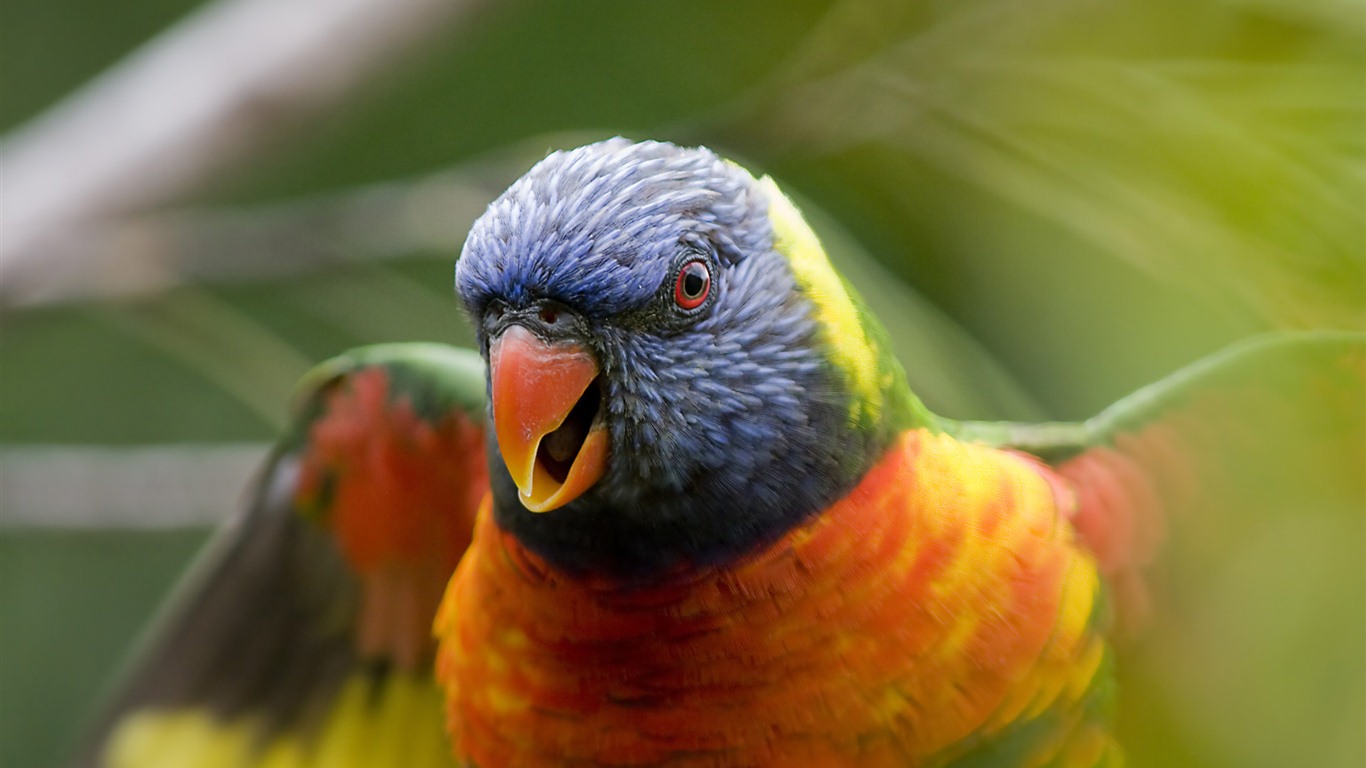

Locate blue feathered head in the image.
[456,139,911,577]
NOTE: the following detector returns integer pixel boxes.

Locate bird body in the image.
[75,139,1365,768]
[439,430,1115,767]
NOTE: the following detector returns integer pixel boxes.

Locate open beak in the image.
[490,325,608,512]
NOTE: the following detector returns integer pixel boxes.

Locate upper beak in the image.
[489,325,608,512]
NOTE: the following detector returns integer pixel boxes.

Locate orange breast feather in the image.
[435,429,1114,767]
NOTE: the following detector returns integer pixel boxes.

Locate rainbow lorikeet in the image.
[75,140,1364,768]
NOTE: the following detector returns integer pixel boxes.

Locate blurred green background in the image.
[1,1,1362,766]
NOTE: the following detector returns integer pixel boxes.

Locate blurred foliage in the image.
[0,531,209,768]
[2,0,1363,766]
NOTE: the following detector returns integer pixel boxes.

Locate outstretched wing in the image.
[950,331,1365,632]
[950,331,1365,765]
[73,344,489,768]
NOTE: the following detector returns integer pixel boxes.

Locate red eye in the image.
[674,260,710,310]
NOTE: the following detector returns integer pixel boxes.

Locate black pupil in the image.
[682,264,707,298]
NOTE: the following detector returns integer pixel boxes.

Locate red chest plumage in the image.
[435,430,1112,767]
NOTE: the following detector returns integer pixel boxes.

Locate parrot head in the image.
[456,138,924,577]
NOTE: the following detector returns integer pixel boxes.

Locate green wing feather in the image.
[72,344,487,768]
[947,330,1365,461]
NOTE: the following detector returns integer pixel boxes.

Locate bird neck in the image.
[762,174,934,443]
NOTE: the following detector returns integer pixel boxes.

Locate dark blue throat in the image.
[486,382,882,582]
[487,253,890,582]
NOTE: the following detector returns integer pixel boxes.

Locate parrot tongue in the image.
[490,325,607,512]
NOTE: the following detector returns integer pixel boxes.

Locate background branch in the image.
[0,0,487,305]
[0,164,508,310]
[0,444,268,528]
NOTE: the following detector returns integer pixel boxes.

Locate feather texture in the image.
[76,346,487,768]
[436,429,1119,767]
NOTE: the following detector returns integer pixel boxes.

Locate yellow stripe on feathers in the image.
[102,673,455,768]
[760,175,885,427]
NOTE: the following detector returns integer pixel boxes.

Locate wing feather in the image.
[73,344,488,768]
[951,330,1366,634]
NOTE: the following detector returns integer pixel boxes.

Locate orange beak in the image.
[490,325,608,512]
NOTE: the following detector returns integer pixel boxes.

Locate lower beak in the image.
[490,325,608,512]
